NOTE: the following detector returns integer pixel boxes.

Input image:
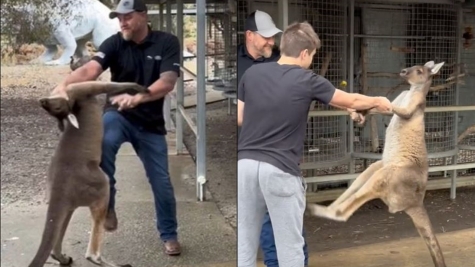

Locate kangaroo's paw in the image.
[86,252,103,265]
[100,257,133,267]
[307,203,346,222]
[51,253,73,266]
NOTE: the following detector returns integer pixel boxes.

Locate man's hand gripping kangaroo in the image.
[307,61,447,267]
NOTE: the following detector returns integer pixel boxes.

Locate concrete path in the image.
[1,139,237,267]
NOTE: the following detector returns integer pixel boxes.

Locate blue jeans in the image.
[260,212,309,267]
[100,110,178,241]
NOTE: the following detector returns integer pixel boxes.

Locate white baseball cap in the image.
[109,0,148,19]
[245,10,282,38]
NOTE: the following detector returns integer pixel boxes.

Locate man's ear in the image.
[245,30,253,39]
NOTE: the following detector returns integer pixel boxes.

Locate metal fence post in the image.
[175,0,184,154]
[451,4,463,200]
[164,3,174,133]
[196,0,207,201]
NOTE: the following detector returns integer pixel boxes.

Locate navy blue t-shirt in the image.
[237,62,336,176]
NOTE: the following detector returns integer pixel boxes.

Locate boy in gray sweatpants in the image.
[236,22,392,267]
[238,159,307,267]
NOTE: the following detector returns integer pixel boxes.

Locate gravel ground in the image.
[0,65,110,206]
[1,64,238,231]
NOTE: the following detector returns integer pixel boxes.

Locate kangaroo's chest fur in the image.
[52,98,103,167]
[382,90,427,166]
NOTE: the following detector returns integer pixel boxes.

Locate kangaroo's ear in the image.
[430,62,445,75]
[424,61,435,69]
[39,97,50,111]
[67,114,79,129]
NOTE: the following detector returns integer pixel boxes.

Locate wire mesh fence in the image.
[351,1,461,178]
[299,0,349,167]
[236,0,250,45]
[206,1,237,90]
[233,0,474,195]
[354,2,458,155]
[455,9,475,175]
[277,0,474,193]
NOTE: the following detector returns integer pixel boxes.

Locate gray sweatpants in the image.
[238,158,307,267]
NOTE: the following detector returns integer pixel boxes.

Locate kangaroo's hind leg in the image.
[85,194,109,265]
[85,198,132,267]
[84,177,131,267]
[308,166,392,222]
[405,205,446,267]
[329,160,384,209]
[50,209,75,266]
[28,200,73,267]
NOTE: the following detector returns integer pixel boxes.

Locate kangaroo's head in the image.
[39,96,79,132]
[399,61,445,87]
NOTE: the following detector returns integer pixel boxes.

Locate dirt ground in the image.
[0,64,110,206]
[304,186,475,253]
[1,65,69,205]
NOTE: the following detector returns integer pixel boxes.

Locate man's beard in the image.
[260,46,273,58]
[122,30,133,41]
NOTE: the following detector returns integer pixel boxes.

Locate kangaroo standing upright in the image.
[29,81,147,267]
[307,61,447,267]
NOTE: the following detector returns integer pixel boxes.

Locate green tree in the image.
[1,0,75,49]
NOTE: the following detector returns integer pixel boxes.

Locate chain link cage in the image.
[296,0,350,190]
[234,1,473,195]
[351,1,465,179]
[455,8,475,176]
[206,1,237,91]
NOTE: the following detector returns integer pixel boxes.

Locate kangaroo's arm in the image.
[352,90,410,117]
[391,90,409,106]
[360,94,422,119]
[391,93,424,120]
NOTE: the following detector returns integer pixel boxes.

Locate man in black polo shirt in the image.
[50,0,182,256]
[237,22,392,266]
[237,10,309,267]
[237,10,280,83]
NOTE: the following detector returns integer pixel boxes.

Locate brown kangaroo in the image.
[29,81,148,267]
[307,61,447,267]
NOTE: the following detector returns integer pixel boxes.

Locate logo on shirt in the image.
[95,51,105,59]
[146,55,162,61]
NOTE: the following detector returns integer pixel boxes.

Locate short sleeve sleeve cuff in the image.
[308,72,336,105]
[159,34,181,77]
[91,34,119,71]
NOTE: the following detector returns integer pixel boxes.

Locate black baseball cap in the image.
[245,10,282,38]
[109,0,148,19]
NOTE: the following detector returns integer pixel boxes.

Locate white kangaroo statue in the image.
[11,0,120,66]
